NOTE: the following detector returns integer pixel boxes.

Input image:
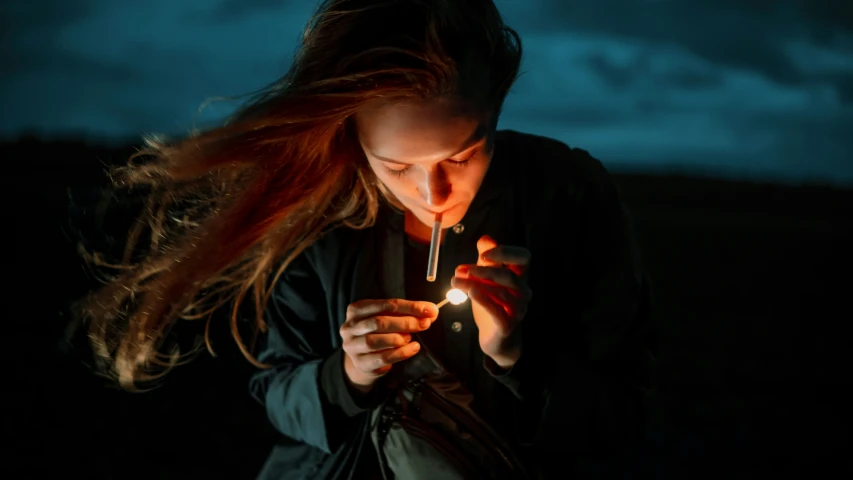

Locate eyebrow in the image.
[371,125,487,165]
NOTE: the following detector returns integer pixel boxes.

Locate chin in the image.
[440,210,467,229]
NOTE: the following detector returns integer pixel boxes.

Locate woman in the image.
[76,0,654,478]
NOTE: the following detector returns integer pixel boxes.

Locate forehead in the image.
[355,98,486,164]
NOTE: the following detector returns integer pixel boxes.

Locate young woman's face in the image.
[356,98,493,230]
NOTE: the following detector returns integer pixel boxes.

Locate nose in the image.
[418,166,451,208]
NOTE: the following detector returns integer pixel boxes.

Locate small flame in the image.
[446,288,468,305]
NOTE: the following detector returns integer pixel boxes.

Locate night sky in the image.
[3,0,852,185]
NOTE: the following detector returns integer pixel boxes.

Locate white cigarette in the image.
[426,214,442,282]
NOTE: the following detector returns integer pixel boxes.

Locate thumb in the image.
[477,235,499,266]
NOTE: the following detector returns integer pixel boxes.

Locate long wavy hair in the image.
[74,0,522,390]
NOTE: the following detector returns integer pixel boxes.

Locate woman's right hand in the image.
[340,299,438,393]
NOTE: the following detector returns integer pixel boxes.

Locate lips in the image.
[421,204,454,215]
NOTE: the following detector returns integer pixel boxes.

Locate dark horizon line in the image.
[3,131,853,192]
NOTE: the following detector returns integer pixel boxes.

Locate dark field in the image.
[4,138,852,478]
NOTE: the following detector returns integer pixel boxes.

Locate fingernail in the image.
[411,342,421,353]
[419,318,431,329]
[455,266,469,278]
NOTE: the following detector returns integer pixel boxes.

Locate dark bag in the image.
[368,340,531,480]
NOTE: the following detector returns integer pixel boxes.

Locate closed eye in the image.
[383,148,478,178]
[448,148,478,166]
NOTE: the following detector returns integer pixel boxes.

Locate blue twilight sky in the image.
[2,0,852,185]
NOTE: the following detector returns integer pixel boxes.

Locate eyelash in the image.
[385,149,478,178]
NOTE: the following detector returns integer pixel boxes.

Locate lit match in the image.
[436,288,468,309]
[426,213,442,282]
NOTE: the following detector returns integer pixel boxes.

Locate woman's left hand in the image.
[451,235,532,369]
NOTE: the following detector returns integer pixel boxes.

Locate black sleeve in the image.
[482,349,531,402]
[319,347,385,417]
[518,154,655,460]
[248,251,371,453]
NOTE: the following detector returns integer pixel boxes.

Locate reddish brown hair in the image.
[75,0,522,389]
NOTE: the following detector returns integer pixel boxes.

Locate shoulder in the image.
[495,129,616,201]
[297,225,364,272]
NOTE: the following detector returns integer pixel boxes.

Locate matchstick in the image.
[436,288,468,309]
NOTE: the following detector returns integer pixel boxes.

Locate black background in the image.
[4,137,852,478]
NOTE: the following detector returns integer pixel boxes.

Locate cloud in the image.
[199,0,305,22]
[583,49,726,90]
[0,0,309,136]
[798,0,853,39]
[500,0,853,105]
[1,48,142,83]
[1,0,851,184]
[0,0,93,32]
[495,27,851,184]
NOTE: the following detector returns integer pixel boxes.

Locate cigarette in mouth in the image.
[426,213,442,282]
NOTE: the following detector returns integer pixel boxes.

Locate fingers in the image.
[346,298,438,323]
[352,342,422,374]
[467,285,513,332]
[454,265,533,301]
[475,236,531,276]
[342,298,437,338]
[482,246,531,269]
[454,278,510,311]
[455,265,516,291]
[343,314,432,338]
[477,235,500,266]
[341,299,437,379]
[450,277,532,325]
[453,276,527,316]
[347,332,412,354]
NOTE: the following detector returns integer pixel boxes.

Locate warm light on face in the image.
[446,288,468,305]
[356,99,493,233]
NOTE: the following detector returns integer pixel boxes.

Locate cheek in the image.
[458,159,490,190]
[367,159,396,183]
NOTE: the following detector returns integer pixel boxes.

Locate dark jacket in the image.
[249,130,655,479]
